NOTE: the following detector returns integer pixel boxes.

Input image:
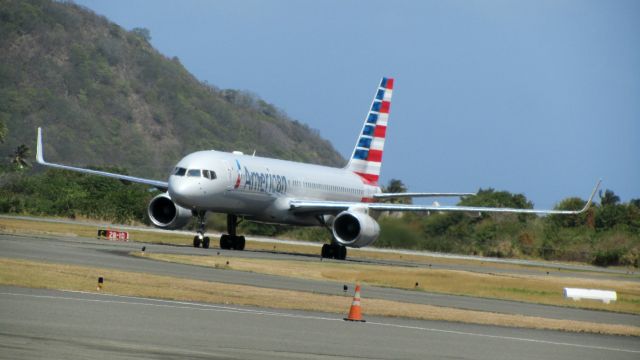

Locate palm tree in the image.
[9,144,30,169]
[385,178,408,194]
[599,189,620,207]
[381,179,411,204]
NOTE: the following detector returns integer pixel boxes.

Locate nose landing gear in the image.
[192,211,210,248]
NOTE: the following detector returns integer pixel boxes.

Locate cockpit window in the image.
[173,167,186,176]
[203,170,217,180]
[187,169,201,177]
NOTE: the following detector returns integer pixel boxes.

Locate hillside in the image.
[0,0,344,178]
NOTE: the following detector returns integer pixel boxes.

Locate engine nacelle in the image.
[147,193,192,229]
[332,210,380,248]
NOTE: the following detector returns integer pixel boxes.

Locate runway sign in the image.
[97,229,129,241]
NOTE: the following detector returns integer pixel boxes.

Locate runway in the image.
[1,233,639,327]
[1,286,638,360]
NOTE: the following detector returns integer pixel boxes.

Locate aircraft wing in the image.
[290,180,601,215]
[373,192,475,199]
[36,128,168,191]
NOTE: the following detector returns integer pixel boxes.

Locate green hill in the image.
[0,0,344,178]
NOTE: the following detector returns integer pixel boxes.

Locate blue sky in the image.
[75,0,639,208]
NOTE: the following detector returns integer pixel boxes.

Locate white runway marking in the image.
[365,321,640,354]
[1,290,638,354]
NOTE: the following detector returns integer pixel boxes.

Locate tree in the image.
[131,27,151,42]
[381,178,411,204]
[459,188,533,209]
[547,197,588,228]
[9,144,30,169]
[385,178,407,193]
[600,189,620,207]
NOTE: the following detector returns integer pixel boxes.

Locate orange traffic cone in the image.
[344,283,366,322]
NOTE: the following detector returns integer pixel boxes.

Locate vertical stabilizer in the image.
[345,77,394,185]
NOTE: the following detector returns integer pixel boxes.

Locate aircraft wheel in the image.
[235,236,246,251]
[202,237,210,249]
[220,235,230,250]
[193,236,201,248]
[335,245,347,260]
[321,244,332,258]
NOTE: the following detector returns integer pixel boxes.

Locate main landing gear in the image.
[321,242,347,260]
[219,214,246,251]
[192,212,245,250]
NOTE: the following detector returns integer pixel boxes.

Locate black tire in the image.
[321,244,332,258]
[220,234,230,250]
[202,237,210,249]
[235,236,246,251]
[193,236,201,248]
[336,246,347,260]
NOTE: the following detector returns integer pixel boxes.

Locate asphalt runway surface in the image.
[1,232,639,327]
[1,286,639,360]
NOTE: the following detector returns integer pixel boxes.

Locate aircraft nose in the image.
[168,176,193,207]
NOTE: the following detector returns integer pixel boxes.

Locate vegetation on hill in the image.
[0,0,343,180]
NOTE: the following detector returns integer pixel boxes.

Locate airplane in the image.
[36,77,600,260]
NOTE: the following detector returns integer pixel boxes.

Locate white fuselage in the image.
[168,151,380,225]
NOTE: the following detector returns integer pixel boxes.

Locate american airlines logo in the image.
[236,161,288,194]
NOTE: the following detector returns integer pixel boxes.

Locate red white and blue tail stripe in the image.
[345,77,393,185]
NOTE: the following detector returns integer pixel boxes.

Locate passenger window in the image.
[187,169,201,177]
[174,167,186,176]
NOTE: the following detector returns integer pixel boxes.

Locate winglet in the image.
[36,127,45,164]
[579,179,602,213]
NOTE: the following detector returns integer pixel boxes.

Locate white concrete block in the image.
[563,288,617,304]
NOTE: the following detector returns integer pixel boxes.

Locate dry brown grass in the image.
[0,217,194,245]
[139,253,640,314]
[1,257,639,336]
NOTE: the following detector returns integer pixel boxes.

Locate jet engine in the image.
[147,193,192,229]
[332,210,380,248]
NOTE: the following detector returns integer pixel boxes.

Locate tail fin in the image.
[345,77,394,185]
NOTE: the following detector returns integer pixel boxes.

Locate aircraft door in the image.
[222,160,233,189]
